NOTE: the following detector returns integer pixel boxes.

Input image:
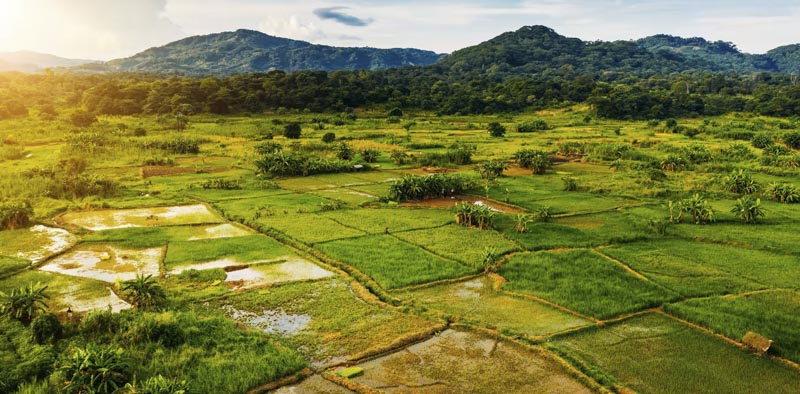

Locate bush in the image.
[487,122,506,137]
[517,119,549,132]
[336,143,353,160]
[60,345,130,394]
[513,149,551,174]
[0,200,33,230]
[476,160,508,180]
[70,110,97,127]
[127,375,189,394]
[254,141,282,154]
[321,132,336,143]
[722,169,759,194]
[133,127,147,137]
[283,123,302,139]
[763,182,799,203]
[420,146,473,166]
[360,149,380,163]
[387,108,403,117]
[30,313,62,344]
[784,132,800,149]
[138,138,201,154]
[751,133,774,149]
[388,174,476,201]
[660,155,689,172]
[454,202,495,229]
[201,178,240,190]
[255,151,360,177]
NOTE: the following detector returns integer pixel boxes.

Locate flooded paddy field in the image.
[347,329,593,393]
[59,204,223,230]
[0,225,76,263]
[40,245,162,282]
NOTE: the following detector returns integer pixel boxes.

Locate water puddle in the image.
[225,259,335,289]
[40,246,162,282]
[186,223,252,240]
[222,305,311,336]
[59,204,222,230]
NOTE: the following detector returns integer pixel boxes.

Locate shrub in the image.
[360,149,381,163]
[454,202,495,230]
[517,119,549,132]
[475,160,508,180]
[763,182,799,203]
[387,174,476,201]
[256,151,360,177]
[336,143,353,160]
[557,141,583,156]
[722,169,759,194]
[321,132,336,143]
[665,119,678,129]
[420,146,473,166]
[133,127,147,137]
[487,122,506,137]
[138,137,201,154]
[660,155,689,172]
[254,141,282,154]
[783,132,800,149]
[731,196,765,224]
[201,178,241,190]
[513,149,550,174]
[30,313,62,344]
[562,177,578,191]
[751,134,774,149]
[390,150,410,165]
[126,375,189,394]
[0,282,49,324]
[283,123,302,139]
[60,345,130,394]
[0,200,33,230]
[70,110,97,127]
[668,194,715,224]
[387,108,403,117]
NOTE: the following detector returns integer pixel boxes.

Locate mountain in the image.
[0,51,97,72]
[635,34,778,73]
[91,29,443,75]
[436,26,800,78]
[436,26,714,77]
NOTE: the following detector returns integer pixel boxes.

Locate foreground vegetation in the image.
[0,101,798,392]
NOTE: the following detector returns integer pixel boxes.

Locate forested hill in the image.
[79,29,443,75]
[436,26,800,78]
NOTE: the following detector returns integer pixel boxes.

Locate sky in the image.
[0,0,799,60]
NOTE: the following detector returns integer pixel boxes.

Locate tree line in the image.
[1,69,799,119]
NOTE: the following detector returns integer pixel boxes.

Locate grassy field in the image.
[317,235,473,289]
[1,108,799,392]
[402,276,592,336]
[665,290,800,363]
[550,313,800,393]
[500,250,676,318]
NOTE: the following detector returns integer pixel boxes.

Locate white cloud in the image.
[259,16,326,42]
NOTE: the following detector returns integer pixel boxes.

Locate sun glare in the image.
[0,0,25,41]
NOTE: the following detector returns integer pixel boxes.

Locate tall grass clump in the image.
[387,174,477,201]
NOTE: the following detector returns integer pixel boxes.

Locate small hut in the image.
[742,332,773,355]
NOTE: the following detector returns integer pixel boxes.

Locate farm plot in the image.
[403,276,591,337]
[83,223,253,248]
[59,204,222,230]
[499,250,675,319]
[665,290,800,363]
[394,224,520,268]
[165,235,297,272]
[0,270,129,313]
[0,225,76,264]
[220,278,436,367]
[601,240,798,296]
[224,259,335,289]
[317,235,473,289]
[550,313,800,393]
[40,245,162,282]
[347,329,593,394]
[253,213,366,244]
[321,207,453,234]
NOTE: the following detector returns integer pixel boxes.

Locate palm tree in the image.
[0,282,49,324]
[121,273,166,310]
[731,196,765,224]
[722,169,759,194]
[683,194,715,224]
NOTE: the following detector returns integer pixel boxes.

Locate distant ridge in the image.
[80,29,444,75]
[0,51,97,73]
